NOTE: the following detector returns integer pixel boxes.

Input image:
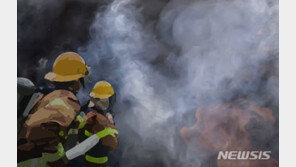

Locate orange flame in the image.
[180,99,278,167]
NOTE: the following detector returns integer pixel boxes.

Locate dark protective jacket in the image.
[79,109,118,167]
[17,89,80,165]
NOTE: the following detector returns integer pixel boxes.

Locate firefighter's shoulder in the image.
[86,111,113,126]
[26,89,81,127]
[44,89,80,111]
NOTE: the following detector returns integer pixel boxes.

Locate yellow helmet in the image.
[90,81,115,99]
[44,52,88,82]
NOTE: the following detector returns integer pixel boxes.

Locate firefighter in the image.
[80,81,119,167]
[17,52,89,166]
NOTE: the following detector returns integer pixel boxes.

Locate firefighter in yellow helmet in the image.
[79,81,119,167]
[17,52,87,166]
[17,52,117,167]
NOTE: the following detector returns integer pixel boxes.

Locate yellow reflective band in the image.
[84,130,93,137]
[85,128,119,138]
[59,131,64,137]
[96,127,119,139]
[85,155,108,164]
[57,142,65,157]
[59,131,68,140]
[76,115,86,129]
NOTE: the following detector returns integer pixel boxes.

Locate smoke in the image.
[18,0,278,166]
[76,0,278,166]
[17,0,109,84]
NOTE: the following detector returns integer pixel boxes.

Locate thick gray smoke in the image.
[18,0,278,166]
[75,0,278,166]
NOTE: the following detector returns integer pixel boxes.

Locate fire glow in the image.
[180,99,278,167]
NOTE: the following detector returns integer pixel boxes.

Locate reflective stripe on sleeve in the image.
[85,155,108,164]
[76,115,86,129]
[84,130,93,137]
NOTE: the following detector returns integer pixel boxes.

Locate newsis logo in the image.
[217,151,271,160]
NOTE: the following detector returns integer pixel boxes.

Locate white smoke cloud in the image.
[79,0,173,132]
[77,0,278,166]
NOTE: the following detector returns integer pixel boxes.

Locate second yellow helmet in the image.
[90,81,115,99]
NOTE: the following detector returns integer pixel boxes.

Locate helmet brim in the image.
[89,92,113,99]
[44,72,85,82]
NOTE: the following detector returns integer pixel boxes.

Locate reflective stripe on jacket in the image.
[84,110,118,151]
[79,110,118,167]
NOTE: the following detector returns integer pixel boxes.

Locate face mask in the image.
[91,98,109,111]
